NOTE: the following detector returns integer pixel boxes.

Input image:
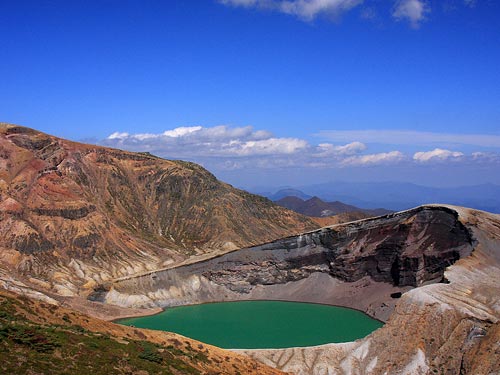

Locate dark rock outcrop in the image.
[33,205,96,220]
[200,206,473,291]
[12,232,54,254]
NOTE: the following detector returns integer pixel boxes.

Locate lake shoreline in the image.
[113,298,387,324]
[115,300,384,349]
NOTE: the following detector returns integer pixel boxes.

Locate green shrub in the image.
[9,325,61,353]
[138,343,162,364]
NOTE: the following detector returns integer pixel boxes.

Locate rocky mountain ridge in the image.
[0,123,317,300]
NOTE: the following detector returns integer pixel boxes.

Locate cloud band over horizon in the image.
[101,125,500,173]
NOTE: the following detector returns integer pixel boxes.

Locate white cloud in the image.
[471,152,500,163]
[341,151,406,166]
[107,131,129,140]
[131,133,160,141]
[392,0,429,28]
[464,0,476,8]
[219,0,363,21]
[163,126,202,138]
[279,0,363,21]
[413,148,464,162]
[314,141,366,156]
[103,125,305,157]
[219,0,484,27]
[219,0,445,26]
[223,137,308,155]
[317,129,500,148]
[335,141,367,155]
[107,125,271,143]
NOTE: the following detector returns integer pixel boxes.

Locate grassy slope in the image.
[0,290,284,375]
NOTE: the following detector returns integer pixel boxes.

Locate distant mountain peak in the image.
[306,196,323,203]
[276,194,392,218]
[269,188,311,201]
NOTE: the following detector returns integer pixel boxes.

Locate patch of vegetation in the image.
[0,295,207,375]
[7,324,62,353]
[138,341,162,363]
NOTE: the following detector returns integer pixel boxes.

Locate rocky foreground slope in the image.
[93,205,500,375]
[0,289,283,375]
[0,123,316,302]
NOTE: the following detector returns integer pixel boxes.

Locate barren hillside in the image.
[0,123,317,299]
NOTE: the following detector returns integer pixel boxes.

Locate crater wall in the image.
[94,206,474,321]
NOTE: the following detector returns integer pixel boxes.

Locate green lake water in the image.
[118,301,383,349]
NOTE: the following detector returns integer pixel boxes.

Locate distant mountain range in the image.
[256,182,500,214]
[275,196,391,218]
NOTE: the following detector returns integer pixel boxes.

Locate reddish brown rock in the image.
[0,123,317,296]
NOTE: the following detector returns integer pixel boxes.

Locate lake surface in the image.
[118,300,383,349]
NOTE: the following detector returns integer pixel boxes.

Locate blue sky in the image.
[1,0,499,188]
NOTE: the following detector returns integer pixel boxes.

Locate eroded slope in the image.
[0,123,317,299]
